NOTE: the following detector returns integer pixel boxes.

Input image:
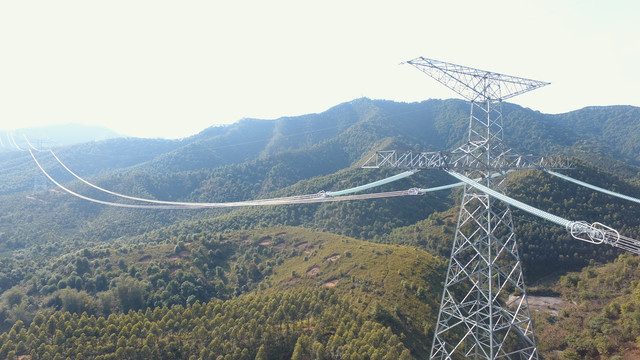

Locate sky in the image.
[1,0,639,139]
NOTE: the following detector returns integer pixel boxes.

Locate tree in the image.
[95,273,108,292]
[115,277,147,313]
[397,349,412,360]
[312,341,326,360]
[181,281,196,298]
[291,340,304,360]
[76,257,90,276]
[59,289,95,315]
[4,288,25,307]
[254,344,267,360]
[248,263,261,281]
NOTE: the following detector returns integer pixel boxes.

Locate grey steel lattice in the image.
[367,57,554,359]
[404,57,549,102]
[362,150,571,171]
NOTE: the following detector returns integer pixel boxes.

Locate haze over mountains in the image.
[1,98,640,359]
[0,124,120,151]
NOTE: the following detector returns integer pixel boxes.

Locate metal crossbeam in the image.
[363,150,571,172]
[404,57,550,102]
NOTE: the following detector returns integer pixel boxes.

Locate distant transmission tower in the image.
[30,138,50,193]
[364,57,564,359]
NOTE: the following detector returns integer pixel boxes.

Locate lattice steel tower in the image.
[365,57,553,359]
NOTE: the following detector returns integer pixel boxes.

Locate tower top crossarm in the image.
[404,57,550,102]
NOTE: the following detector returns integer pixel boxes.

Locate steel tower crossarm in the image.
[362,150,572,172]
[404,57,550,102]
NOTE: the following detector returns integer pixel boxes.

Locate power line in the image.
[29,146,454,210]
[449,170,640,254]
[36,145,420,206]
[9,133,25,151]
[547,170,640,205]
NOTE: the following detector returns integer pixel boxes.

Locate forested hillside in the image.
[0,227,444,359]
[533,253,640,359]
[1,98,640,358]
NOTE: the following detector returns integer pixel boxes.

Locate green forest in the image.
[0,227,443,359]
[1,98,640,359]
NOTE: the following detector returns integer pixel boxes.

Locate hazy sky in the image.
[1,0,638,138]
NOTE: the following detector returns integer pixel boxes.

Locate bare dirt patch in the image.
[295,242,308,251]
[306,265,321,277]
[508,295,565,316]
[287,277,300,286]
[138,255,152,263]
[624,349,640,360]
[274,242,286,250]
[258,236,273,246]
[26,195,46,203]
[167,250,190,261]
[324,253,341,263]
[304,244,318,254]
[323,279,339,288]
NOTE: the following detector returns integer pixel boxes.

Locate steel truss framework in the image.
[367,57,555,360]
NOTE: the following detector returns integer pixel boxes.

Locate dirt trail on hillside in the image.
[507,295,565,316]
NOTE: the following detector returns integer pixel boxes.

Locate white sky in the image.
[1,0,638,138]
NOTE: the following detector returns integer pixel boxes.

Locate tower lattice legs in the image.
[430,185,538,360]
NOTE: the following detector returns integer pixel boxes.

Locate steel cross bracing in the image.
[366,57,558,360]
[363,150,570,171]
[403,57,550,102]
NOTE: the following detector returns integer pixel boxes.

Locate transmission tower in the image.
[31,138,50,193]
[365,57,560,359]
